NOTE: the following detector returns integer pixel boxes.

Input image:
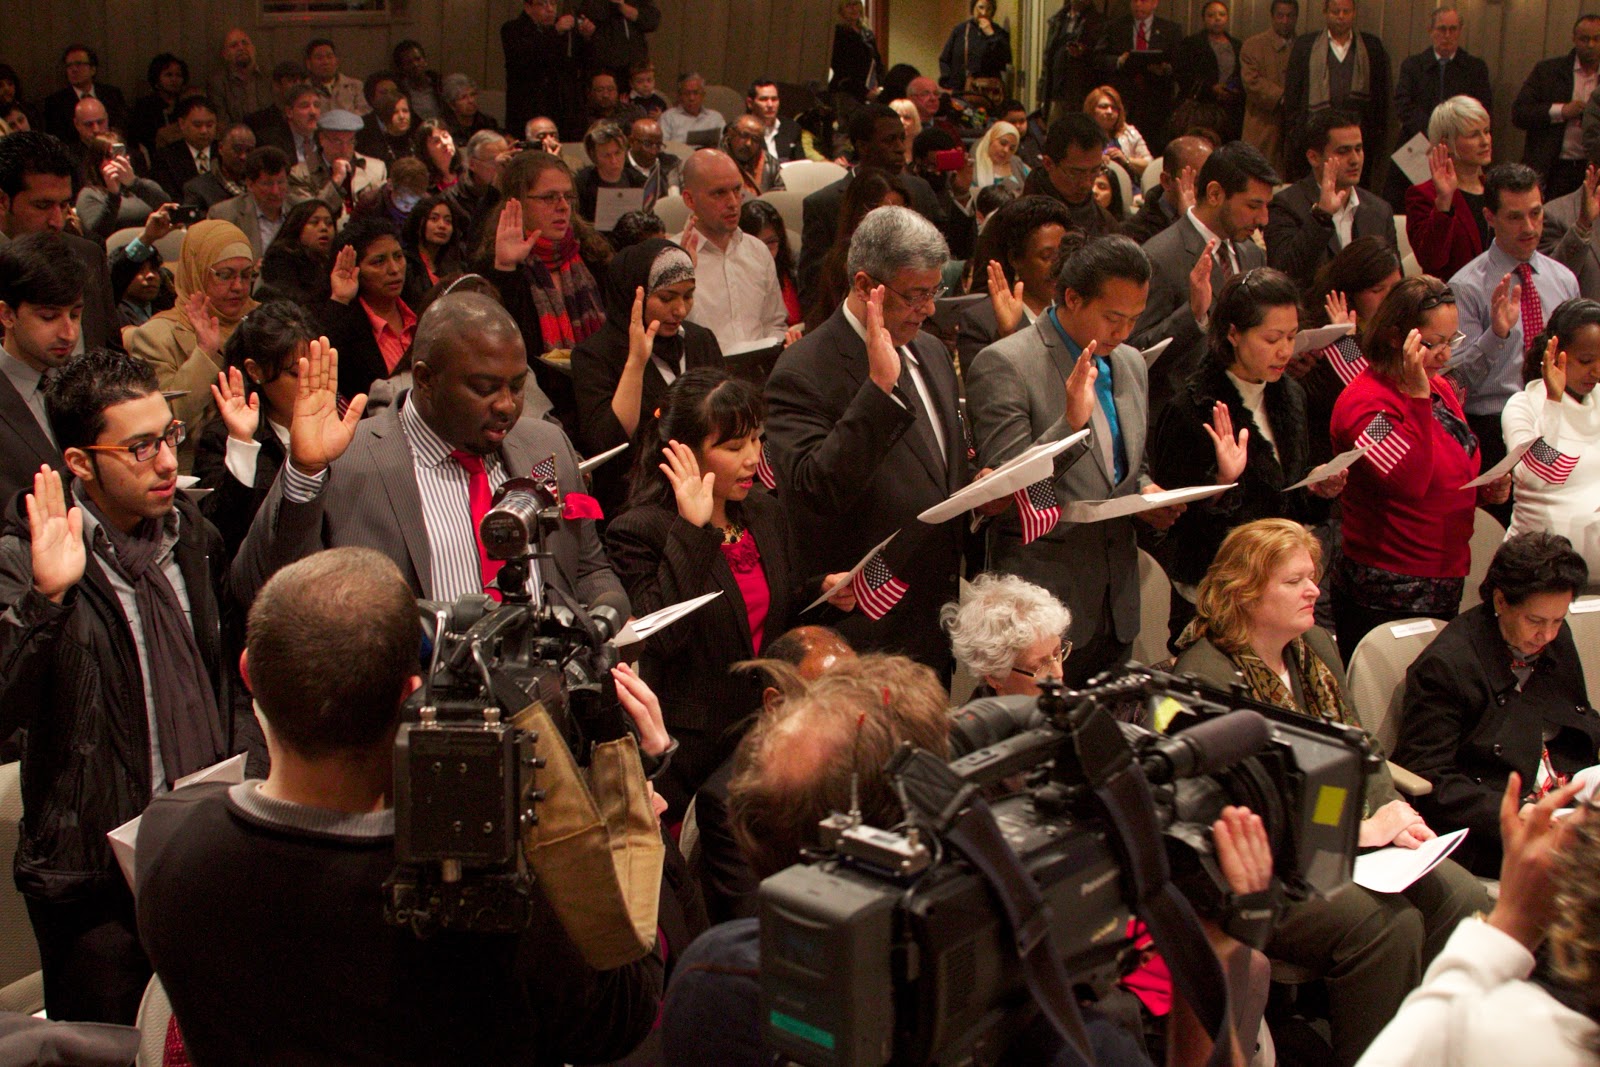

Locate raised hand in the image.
[1316,157,1350,215]
[26,467,84,603]
[627,286,661,367]
[986,259,1026,339]
[493,197,540,271]
[141,202,176,245]
[659,439,715,526]
[611,662,671,758]
[288,336,367,475]
[329,244,359,304]
[1400,327,1432,398]
[1429,142,1458,207]
[1063,340,1099,431]
[1490,271,1522,340]
[100,154,134,194]
[1174,164,1198,216]
[210,366,260,443]
[1487,772,1586,950]
[1582,165,1600,230]
[1543,335,1569,399]
[1202,400,1249,483]
[864,284,903,394]
[1188,239,1217,326]
[577,15,596,37]
[1324,289,1353,327]
[186,290,223,358]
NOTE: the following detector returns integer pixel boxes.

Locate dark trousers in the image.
[1466,410,1514,527]
[25,886,150,1024]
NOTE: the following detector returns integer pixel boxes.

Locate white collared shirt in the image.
[1332,186,1360,248]
[762,119,781,160]
[1328,32,1353,62]
[1186,207,1238,273]
[840,300,948,463]
[1560,57,1599,161]
[676,226,788,349]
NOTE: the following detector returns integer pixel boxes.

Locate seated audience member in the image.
[804,166,910,331]
[628,62,669,118]
[1393,532,1599,878]
[414,118,463,191]
[182,122,255,213]
[943,571,1071,697]
[445,129,509,252]
[1173,518,1490,1067]
[318,216,415,399]
[3,350,257,1023]
[193,300,315,556]
[889,97,922,164]
[1329,276,1509,659]
[972,120,1029,193]
[259,82,325,167]
[358,91,415,167]
[575,120,643,228]
[478,150,611,432]
[1122,134,1214,245]
[606,369,856,812]
[955,193,1074,365]
[610,208,666,250]
[1356,776,1600,1067]
[127,220,260,470]
[441,73,498,142]
[208,145,291,261]
[0,104,31,135]
[43,45,128,144]
[571,238,722,512]
[230,291,624,613]
[1084,84,1152,178]
[625,115,680,209]
[205,28,272,127]
[739,198,801,328]
[1265,108,1396,291]
[150,95,219,205]
[304,38,369,116]
[401,192,467,303]
[0,131,121,352]
[1021,112,1121,238]
[675,149,788,349]
[64,95,111,181]
[128,53,190,158]
[525,115,564,153]
[109,243,174,336]
[1507,302,1600,575]
[1405,95,1493,281]
[1152,268,1342,640]
[585,71,626,127]
[137,547,663,1064]
[242,62,305,146]
[75,136,172,245]
[1092,165,1125,218]
[746,79,798,162]
[723,114,785,200]
[259,198,335,305]
[291,108,388,219]
[660,72,725,145]
[393,40,444,122]
[1295,237,1403,465]
[0,233,78,499]
[360,155,432,230]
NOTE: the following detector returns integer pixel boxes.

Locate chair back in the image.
[651,193,691,234]
[778,159,847,197]
[758,188,806,236]
[1460,508,1507,612]
[1131,550,1173,667]
[0,762,41,1014]
[476,89,506,128]
[1567,596,1600,703]
[1141,156,1162,194]
[1346,617,1445,754]
[559,141,589,173]
[135,974,173,1067]
[703,85,746,125]
[1107,160,1134,219]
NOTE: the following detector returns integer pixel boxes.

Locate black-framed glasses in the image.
[82,420,186,464]
[870,275,947,309]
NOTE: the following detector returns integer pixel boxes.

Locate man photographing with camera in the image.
[136,546,665,1065]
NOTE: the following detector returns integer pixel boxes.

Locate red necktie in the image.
[1517,262,1544,353]
[1136,20,1149,50]
[451,449,505,600]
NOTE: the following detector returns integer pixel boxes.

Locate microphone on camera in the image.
[1139,709,1272,783]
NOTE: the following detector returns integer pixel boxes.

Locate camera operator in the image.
[230,290,628,615]
[136,547,664,1066]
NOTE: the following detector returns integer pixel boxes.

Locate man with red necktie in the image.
[1092,0,1181,155]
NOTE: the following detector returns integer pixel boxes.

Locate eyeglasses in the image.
[83,420,187,464]
[209,266,259,285]
[525,191,579,207]
[870,276,947,309]
[1010,638,1074,683]
[1421,331,1467,353]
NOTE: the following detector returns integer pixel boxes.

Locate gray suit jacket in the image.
[965,316,1150,645]
[230,402,626,612]
[207,193,269,260]
[1541,187,1600,300]
[1130,213,1266,421]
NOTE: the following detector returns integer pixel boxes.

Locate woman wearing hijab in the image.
[127,219,260,471]
[972,120,1029,192]
[572,238,722,514]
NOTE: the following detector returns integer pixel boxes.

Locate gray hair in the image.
[845,205,949,281]
[466,129,508,160]
[941,573,1072,680]
[441,72,476,105]
[1427,94,1490,147]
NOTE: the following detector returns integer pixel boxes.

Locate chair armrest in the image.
[1387,760,1434,797]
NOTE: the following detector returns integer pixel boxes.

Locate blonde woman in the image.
[1405,94,1492,280]
[888,97,922,164]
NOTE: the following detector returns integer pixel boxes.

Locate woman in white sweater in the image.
[1503,300,1600,582]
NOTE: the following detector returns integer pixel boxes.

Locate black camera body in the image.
[759,668,1377,1066]
[384,477,627,936]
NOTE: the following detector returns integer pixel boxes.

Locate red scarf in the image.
[527,232,605,348]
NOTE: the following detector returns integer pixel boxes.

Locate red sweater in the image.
[1405,180,1484,282]
[1331,369,1481,578]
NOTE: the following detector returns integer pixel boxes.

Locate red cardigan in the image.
[1405,180,1484,281]
[1331,369,1481,579]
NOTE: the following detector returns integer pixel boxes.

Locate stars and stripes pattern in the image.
[1522,437,1579,484]
[1326,336,1369,387]
[1014,476,1061,544]
[1356,413,1410,474]
[530,454,558,487]
[851,550,908,621]
[756,440,777,490]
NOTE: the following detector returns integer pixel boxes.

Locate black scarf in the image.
[81,495,224,785]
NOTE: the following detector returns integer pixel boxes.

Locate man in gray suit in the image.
[966,234,1194,685]
[231,292,628,616]
[1130,140,1277,422]
[1542,164,1600,299]
[207,146,291,261]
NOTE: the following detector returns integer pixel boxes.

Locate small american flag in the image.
[1013,476,1060,544]
[756,440,777,490]
[1326,336,1369,387]
[1522,437,1579,484]
[530,454,558,487]
[1356,413,1410,474]
[851,550,908,621]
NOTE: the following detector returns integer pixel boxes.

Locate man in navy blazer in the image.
[1265,109,1395,290]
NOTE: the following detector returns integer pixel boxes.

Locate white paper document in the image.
[578,442,628,474]
[1460,437,1534,489]
[1391,131,1433,188]
[613,590,723,647]
[593,187,646,231]
[1292,322,1354,355]
[1139,338,1173,366]
[917,431,1090,525]
[108,753,249,891]
[1060,483,1234,524]
[803,532,897,613]
[1353,827,1468,894]
[1283,441,1373,491]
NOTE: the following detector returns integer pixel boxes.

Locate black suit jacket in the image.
[1092,16,1182,146]
[763,306,969,676]
[181,171,240,213]
[1282,31,1391,182]
[797,170,946,306]
[42,83,128,142]
[769,118,801,162]
[1515,51,1585,180]
[604,489,801,813]
[152,140,210,203]
[501,13,588,140]
[316,298,404,401]
[0,371,62,503]
[1265,176,1396,289]
[1393,48,1492,142]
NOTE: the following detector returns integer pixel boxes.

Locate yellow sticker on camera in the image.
[1313,785,1348,827]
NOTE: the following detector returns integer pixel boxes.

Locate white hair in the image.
[845,205,949,280]
[941,573,1072,680]
[1427,94,1490,147]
